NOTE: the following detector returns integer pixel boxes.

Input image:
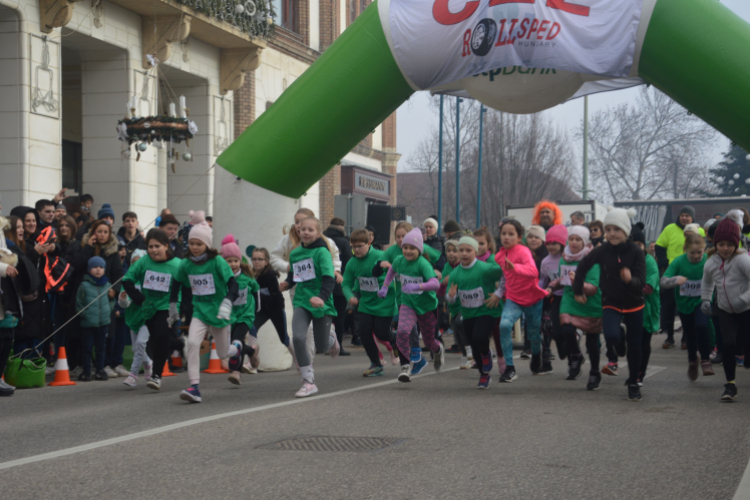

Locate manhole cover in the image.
[256,435,408,453]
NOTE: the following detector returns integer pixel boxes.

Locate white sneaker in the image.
[104,366,118,378]
[466,346,474,360]
[460,356,472,370]
[69,366,83,379]
[242,362,258,375]
[228,371,241,385]
[114,365,130,377]
[295,381,318,398]
[143,362,152,380]
[146,376,161,391]
[45,366,55,376]
[398,365,411,383]
[389,349,399,366]
[433,343,445,372]
[122,375,137,387]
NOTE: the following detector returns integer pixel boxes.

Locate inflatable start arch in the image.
[217,0,750,199]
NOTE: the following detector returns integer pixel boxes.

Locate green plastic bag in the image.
[4,356,46,389]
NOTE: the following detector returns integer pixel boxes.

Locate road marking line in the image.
[0,366,459,471]
[734,448,750,500]
[643,366,666,379]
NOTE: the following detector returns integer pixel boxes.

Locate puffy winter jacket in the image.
[701,251,750,314]
[76,275,112,328]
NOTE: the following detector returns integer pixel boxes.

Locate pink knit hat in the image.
[220,234,242,260]
[188,221,212,248]
[401,227,424,254]
[189,210,205,226]
[545,225,568,246]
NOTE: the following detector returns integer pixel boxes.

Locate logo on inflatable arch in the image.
[466,17,562,57]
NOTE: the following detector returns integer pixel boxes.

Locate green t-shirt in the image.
[232,272,260,329]
[342,247,397,317]
[643,254,660,334]
[124,255,182,322]
[559,259,602,318]
[289,243,337,319]
[447,259,504,319]
[442,262,461,317]
[391,255,437,315]
[663,253,707,314]
[124,282,145,332]
[176,256,236,328]
[383,244,440,305]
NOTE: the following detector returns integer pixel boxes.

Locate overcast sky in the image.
[396,0,750,181]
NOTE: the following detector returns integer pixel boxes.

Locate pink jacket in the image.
[495,244,548,307]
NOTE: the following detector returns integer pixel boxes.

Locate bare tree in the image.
[586,86,716,202]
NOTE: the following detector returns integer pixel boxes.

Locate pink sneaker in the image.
[143,362,152,380]
[228,371,241,385]
[389,349,399,366]
[329,335,341,359]
[295,381,318,398]
[122,375,137,387]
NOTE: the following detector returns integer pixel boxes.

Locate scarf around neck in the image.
[90,274,109,286]
[190,253,208,263]
[563,245,590,262]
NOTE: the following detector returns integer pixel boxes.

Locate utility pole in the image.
[476,105,485,229]
[456,97,461,223]
[437,95,443,233]
[583,95,589,200]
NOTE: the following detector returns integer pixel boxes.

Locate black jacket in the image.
[256,268,284,314]
[573,239,646,311]
[70,232,123,295]
[116,226,147,266]
[323,226,352,273]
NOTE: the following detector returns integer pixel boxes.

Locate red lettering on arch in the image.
[462,29,472,56]
[433,0,480,26]
[489,0,534,5]
[547,0,590,17]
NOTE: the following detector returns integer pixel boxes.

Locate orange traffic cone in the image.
[162,361,176,377]
[202,341,228,374]
[49,347,77,386]
[171,350,183,369]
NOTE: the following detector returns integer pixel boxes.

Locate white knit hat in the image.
[567,225,590,246]
[603,208,637,237]
[423,218,438,230]
[683,223,701,235]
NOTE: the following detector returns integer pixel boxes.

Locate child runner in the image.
[539,224,568,372]
[342,229,397,377]
[441,239,471,369]
[630,223,661,386]
[554,226,603,389]
[169,222,244,403]
[378,227,444,382]
[122,229,183,391]
[446,236,503,389]
[701,218,750,402]
[660,233,714,381]
[279,217,340,397]
[221,235,261,384]
[252,247,293,364]
[473,227,504,372]
[573,208,646,402]
[119,249,153,387]
[76,256,112,381]
[494,219,548,382]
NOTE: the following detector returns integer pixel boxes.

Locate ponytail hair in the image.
[288,208,316,249]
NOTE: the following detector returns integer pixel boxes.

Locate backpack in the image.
[44,255,73,293]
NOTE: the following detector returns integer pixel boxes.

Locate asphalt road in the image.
[1,333,749,500]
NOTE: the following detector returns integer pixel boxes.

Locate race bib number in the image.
[143,270,171,292]
[292,258,316,282]
[400,274,424,294]
[458,287,485,308]
[680,280,702,297]
[358,277,379,292]
[259,287,270,296]
[548,270,560,282]
[560,265,576,287]
[189,274,216,296]
[234,288,248,306]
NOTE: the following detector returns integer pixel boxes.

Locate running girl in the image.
[169,222,244,403]
[119,249,153,388]
[441,240,470,369]
[378,227,444,382]
[446,236,503,389]
[279,216,340,398]
[122,229,182,391]
[252,248,293,363]
[221,234,261,385]
[631,223,661,386]
[539,224,568,371]
[474,227,504,372]
[494,219,548,382]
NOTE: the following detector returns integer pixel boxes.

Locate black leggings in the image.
[603,308,643,385]
[546,297,566,360]
[146,310,181,378]
[231,323,257,357]
[254,308,289,347]
[463,315,494,372]
[357,312,396,367]
[679,308,712,362]
[717,309,750,382]
[451,313,467,356]
[562,324,601,375]
[639,330,654,379]
[333,293,347,349]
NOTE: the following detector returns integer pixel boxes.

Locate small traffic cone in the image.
[49,347,76,386]
[203,341,228,374]
[162,361,176,377]
[171,350,183,368]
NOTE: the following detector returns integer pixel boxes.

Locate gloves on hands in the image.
[217,298,233,320]
[377,286,389,299]
[167,302,179,327]
[700,300,712,316]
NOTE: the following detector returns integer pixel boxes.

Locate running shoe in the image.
[662,338,675,349]
[363,365,384,377]
[294,381,319,398]
[499,366,517,383]
[411,356,428,376]
[711,352,723,365]
[180,385,202,403]
[460,356,473,370]
[433,343,445,372]
[477,373,490,390]
[602,362,619,376]
[104,366,118,378]
[701,361,715,376]
[228,371,242,385]
[520,349,531,359]
[77,372,92,382]
[466,346,474,360]
[567,355,583,380]
[228,341,244,372]
[398,365,411,383]
[146,375,161,390]
[710,348,717,360]
[687,360,699,381]
[242,362,258,375]
[721,383,738,402]
[539,361,553,375]
[69,366,83,379]
[389,348,399,366]
[548,353,556,361]
[410,348,422,364]
[94,370,109,381]
[530,353,541,375]
[737,356,745,367]
[481,353,492,374]
[586,372,601,391]
[616,324,627,357]
[114,365,130,377]
[627,384,642,402]
[122,375,137,387]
